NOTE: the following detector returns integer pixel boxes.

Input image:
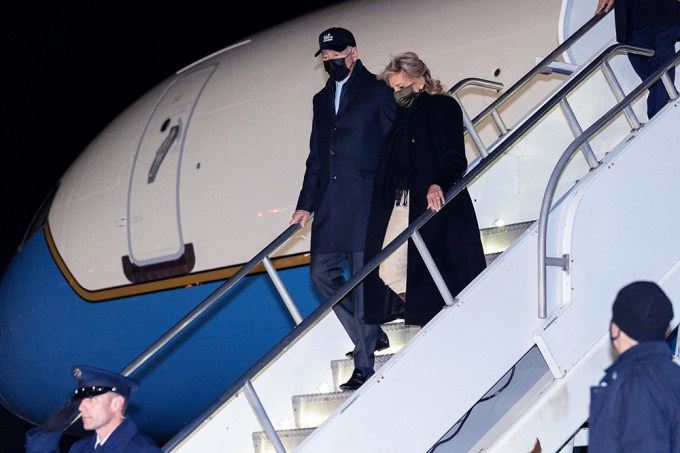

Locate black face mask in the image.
[324,57,351,82]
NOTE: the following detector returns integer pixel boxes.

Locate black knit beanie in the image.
[612,281,674,342]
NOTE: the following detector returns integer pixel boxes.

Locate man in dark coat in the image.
[596,0,680,118]
[290,27,396,390]
[588,281,680,452]
[25,365,161,453]
[364,52,486,328]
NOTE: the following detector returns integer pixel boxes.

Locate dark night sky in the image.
[0,1,343,451]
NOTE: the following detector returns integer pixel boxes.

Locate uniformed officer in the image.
[25,365,162,452]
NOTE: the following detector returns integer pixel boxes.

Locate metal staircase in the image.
[152,12,680,453]
[251,321,419,453]
[249,220,533,452]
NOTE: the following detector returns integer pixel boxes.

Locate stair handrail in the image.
[118,215,313,378]
[466,11,610,141]
[537,48,680,318]
[448,77,504,158]
[162,42,652,451]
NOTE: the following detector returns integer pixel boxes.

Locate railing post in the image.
[244,380,287,453]
[453,92,489,158]
[449,78,504,158]
[559,98,600,168]
[411,231,456,306]
[661,72,679,102]
[491,110,508,136]
[263,256,303,325]
[600,60,641,130]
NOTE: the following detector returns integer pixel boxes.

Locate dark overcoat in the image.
[589,341,680,453]
[364,93,486,327]
[25,417,162,453]
[295,60,396,253]
[614,0,680,42]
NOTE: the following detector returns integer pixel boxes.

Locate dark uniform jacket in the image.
[25,417,162,453]
[615,0,680,42]
[364,93,486,327]
[295,59,396,253]
[589,341,680,452]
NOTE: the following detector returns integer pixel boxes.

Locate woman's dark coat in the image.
[364,93,486,327]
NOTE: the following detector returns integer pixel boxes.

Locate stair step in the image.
[332,322,420,390]
[381,321,421,351]
[292,391,350,428]
[480,220,534,255]
[332,353,394,391]
[250,313,431,452]
[252,428,314,453]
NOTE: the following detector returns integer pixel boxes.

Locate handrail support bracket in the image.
[545,254,570,272]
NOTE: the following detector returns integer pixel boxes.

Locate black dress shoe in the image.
[339,369,375,391]
[345,336,390,359]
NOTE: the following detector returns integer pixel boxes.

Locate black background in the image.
[0,1,342,451]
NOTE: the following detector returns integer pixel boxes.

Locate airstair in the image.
[156,12,680,453]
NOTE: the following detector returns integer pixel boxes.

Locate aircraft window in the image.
[20,183,58,250]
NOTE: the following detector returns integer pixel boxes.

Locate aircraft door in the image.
[123,64,217,282]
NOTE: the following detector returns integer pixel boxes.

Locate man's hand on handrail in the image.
[290,210,311,229]
[595,0,614,14]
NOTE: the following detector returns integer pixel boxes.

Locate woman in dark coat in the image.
[364,51,486,327]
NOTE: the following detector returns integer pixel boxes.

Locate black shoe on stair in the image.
[345,335,390,359]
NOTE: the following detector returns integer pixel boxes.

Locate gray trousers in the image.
[310,252,383,373]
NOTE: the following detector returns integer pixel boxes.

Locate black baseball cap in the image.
[314,27,356,57]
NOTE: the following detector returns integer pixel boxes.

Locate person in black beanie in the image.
[588,281,680,453]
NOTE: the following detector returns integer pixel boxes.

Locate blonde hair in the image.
[379,51,447,95]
